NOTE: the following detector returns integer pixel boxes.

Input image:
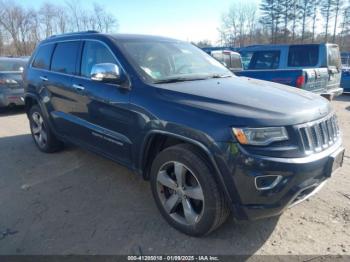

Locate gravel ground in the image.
[0,96,349,256]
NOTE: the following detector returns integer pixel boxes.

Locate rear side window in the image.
[51,41,80,75]
[327,45,341,68]
[212,52,231,68]
[80,41,117,77]
[249,51,280,70]
[288,45,319,67]
[32,44,54,70]
[231,54,242,69]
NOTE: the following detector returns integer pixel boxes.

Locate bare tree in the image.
[56,6,68,34]
[65,0,82,32]
[39,3,58,38]
[220,2,258,47]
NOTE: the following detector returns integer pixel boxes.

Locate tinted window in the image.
[32,44,54,70]
[249,51,280,69]
[51,41,80,75]
[288,45,319,67]
[80,41,116,77]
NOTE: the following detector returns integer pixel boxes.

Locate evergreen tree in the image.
[321,0,335,41]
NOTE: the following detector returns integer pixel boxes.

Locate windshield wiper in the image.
[153,77,207,84]
[208,74,233,79]
[153,74,233,84]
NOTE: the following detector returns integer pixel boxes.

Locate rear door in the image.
[44,40,82,135]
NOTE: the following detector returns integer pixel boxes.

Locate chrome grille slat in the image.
[314,124,323,151]
[297,114,340,155]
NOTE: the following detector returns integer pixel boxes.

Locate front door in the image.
[70,40,132,165]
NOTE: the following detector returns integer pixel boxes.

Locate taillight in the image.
[296,75,305,88]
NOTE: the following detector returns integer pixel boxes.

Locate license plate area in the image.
[326,148,345,177]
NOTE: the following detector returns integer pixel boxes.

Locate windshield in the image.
[0,60,27,72]
[118,40,233,83]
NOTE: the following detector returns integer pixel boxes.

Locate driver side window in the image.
[80,41,117,78]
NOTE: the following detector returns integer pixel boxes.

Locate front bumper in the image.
[321,87,343,100]
[215,140,344,220]
[0,89,25,107]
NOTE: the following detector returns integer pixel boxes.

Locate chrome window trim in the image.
[29,38,131,87]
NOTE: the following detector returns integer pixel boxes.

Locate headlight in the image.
[232,127,288,146]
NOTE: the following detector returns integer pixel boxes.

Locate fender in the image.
[139,129,234,206]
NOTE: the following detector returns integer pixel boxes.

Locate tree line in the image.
[0,0,118,56]
[215,0,350,50]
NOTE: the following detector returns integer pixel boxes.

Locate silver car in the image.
[0,57,28,108]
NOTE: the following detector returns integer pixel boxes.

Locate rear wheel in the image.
[29,105,63,153]
[150,144,230,236]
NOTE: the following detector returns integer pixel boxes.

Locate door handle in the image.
[40,76,48,81]
[72,84,85,91]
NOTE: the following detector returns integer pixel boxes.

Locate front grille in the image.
[297,114,340,154]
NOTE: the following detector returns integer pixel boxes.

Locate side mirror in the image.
[91,63,121,83]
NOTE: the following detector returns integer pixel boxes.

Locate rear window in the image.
[288,45,319,67]
[248,51,280,70]
[327,45,341,68]
[51,41,80,75]
[32,44,54,70]
[0,60,26,72]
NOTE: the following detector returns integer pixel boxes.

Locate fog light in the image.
[255,175,282,191]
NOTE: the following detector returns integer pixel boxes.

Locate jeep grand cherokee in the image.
[23,31,344,236]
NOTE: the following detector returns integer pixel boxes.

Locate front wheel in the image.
[150,144,230,236]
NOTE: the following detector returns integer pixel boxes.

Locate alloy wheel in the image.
[156,161,205,226]
[31,112,47,148]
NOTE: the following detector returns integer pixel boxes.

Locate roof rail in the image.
[49,30,100,38]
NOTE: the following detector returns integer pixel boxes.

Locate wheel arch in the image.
[24,93,39,116]
[140,130,233,204]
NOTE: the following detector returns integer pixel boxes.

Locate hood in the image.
[154,76,331,126]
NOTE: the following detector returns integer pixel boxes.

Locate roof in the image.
[42,31,181,44]
[240,43,331,51]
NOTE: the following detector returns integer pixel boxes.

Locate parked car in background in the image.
[24,32,344,236]
[341,52,350,93]
[203,48,243,72]
[237,43,343,100]
[0,57,28,108]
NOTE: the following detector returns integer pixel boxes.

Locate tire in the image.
[29,105,63,153]
[150,144,230,236]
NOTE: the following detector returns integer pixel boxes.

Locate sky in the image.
[20,0,260,44]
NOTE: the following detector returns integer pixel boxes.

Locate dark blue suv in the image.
[23,32,345,236]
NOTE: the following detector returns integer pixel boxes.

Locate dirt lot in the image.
[0,96,349,256]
